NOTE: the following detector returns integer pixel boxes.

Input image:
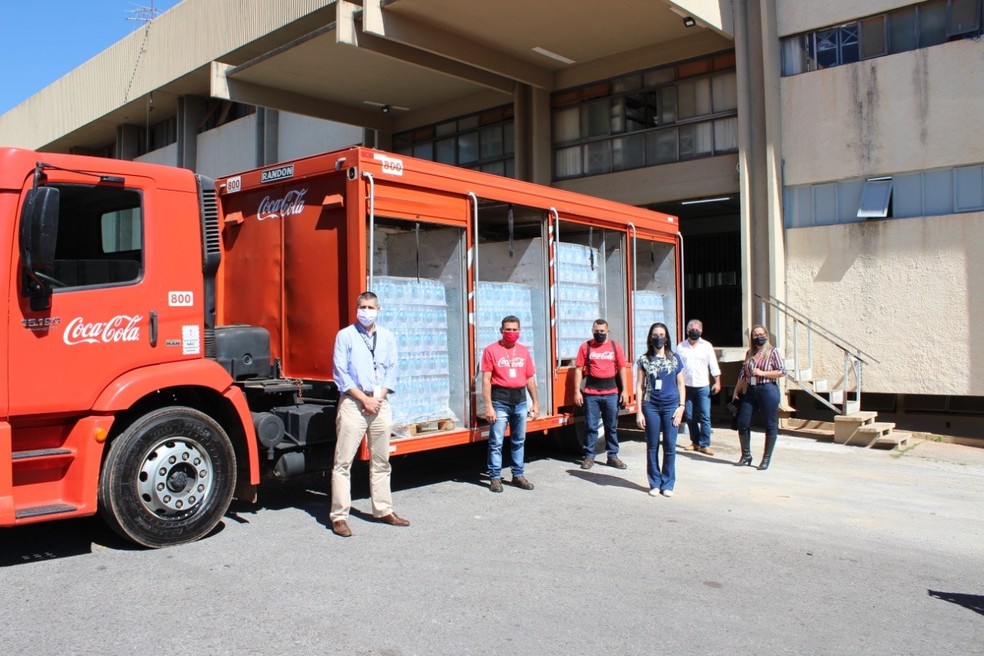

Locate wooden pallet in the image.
[408,418,456,436]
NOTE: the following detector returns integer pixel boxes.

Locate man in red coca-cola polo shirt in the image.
[573,319,630,470]
[481,315,540,493]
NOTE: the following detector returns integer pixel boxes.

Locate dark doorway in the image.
[649,196,742,347]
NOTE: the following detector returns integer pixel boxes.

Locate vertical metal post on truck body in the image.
[628,222,636,364]
[549,208,560,378]
[363,171,375,292]
[468,191,479,427]
[676,231,685,335]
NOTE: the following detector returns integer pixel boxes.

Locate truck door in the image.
[9,177,192,416]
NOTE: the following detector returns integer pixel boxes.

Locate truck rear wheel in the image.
[98,407,237,548]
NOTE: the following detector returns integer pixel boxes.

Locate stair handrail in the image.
[755,294,879,365]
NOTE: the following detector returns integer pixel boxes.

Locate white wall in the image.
[781,39,984,186]
[278,113,362,161]
[135,143,178,167]
[785,212,984,396]
[196,114,259,179]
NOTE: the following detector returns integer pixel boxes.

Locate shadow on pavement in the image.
[927,590,984,616]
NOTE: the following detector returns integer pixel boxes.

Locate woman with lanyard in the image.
[732,324,786,470]
[634,322,685,498]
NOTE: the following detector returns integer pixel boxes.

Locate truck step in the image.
[12,448,74,460]
[15,503,78,519]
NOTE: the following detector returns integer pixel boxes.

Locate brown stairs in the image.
[757,295,909,450]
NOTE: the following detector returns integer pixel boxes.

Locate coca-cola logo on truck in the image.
[63,315,142,345]
[257,188,308,221]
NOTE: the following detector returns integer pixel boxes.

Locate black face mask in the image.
[649,336,667,349]
[753,336,768,347]
[687,330,701,341]
[593,332,607,343]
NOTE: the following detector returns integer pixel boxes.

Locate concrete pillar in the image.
[514,83,552,185]
[115,124,142,160]
[256,107,280,166]
[175,95,208,171]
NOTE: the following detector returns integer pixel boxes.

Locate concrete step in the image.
[833,411,879,444]
[848,421,896,447]
[872,430,910,450]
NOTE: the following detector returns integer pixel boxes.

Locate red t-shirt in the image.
[481,341,536,388]
[575,339,627,394]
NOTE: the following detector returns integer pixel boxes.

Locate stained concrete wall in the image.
[785,213,984,396]
[781,38,984,187]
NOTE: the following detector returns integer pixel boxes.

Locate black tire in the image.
[98,407,237,548]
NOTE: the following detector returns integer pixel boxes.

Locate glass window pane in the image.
[923,169,953,215]
[813,183,839,225]
[712,71,738,112]
[555,146,582,178]
[503,122,514,154]
[554,107,580,142]
[954,165,984,211]
[713,117,738,152]
[481,161,506,177]
[677,80,696,119]
[694,122,713,156]
[613,134,646,171]
[861,16,887,58]
[505,158,515,179]
[646,129,677,164]
[435,121,456,137]
[781,35,809,76]
[643,68,674,87]
[611,97,626,134]
[947,0,981,36]
[893,172,923,217]
[412,143,433,160]
[840,24,860,65]
[584,141,612,175]
[458,115,479,130]
[919,0,948,47]
[889,7,917,53]
[857,178,893,218]
[480,125,503,159]
[436,138,455,164]
[613,74,641,93]
[581,101,610,138]
[458,132,478,164]
[694,78,712,116]
[659,86,677,124]
[815,29,840,68]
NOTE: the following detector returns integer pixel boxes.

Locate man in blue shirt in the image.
[330,291,409,537]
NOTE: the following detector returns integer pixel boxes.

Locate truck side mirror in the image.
[19,186,60,310]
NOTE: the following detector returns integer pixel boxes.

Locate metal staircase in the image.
[756,295,906,449]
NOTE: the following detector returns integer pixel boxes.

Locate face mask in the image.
[502,331,520,345]
[688,330,701,341]
[753,335,768,347]
[593,332,607,343]
[356,308,377,327]
[649,336,666,349]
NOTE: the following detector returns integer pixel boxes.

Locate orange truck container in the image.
[2,146,680,547]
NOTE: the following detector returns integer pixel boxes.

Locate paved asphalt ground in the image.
[1,424,982,655]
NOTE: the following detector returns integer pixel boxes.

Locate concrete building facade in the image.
[2,0,981,438]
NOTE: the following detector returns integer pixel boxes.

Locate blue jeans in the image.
[684,385,712,448]
[583,392,619,459]
[488,400,527,479]
[737,383,780,442]
[642,399,678,492]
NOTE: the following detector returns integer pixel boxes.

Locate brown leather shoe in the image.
[684,444,698,451]
[376,512,410,527]
[512,476,534,490]
[331,519,352,537]
[606,457,627,469]
[581,458,594,470]
[698,446,715,455]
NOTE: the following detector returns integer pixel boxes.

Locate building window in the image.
[857,178,894,218]
[393,105,515,177]
[552,52,738,181]
[785,163,984,227]
[781,0,983,76]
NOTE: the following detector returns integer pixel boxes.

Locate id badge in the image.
[654,379,663,391]
[509,368,517,379]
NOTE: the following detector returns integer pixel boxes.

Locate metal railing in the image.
[756,294,879,415]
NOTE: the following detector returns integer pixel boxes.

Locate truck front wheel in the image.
[98,407,237,548]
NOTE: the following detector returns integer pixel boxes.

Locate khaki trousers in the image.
[330,395,394,521]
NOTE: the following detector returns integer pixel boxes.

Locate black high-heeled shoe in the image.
[736,454,752,466]
[758,456,771,470]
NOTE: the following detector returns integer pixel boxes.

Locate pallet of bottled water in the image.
[476,281,536,413]
[555,242,601,359]
[632,290,665,362]
[373,276,459,435]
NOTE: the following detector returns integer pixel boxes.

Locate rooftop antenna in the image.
[123,2,162,104]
